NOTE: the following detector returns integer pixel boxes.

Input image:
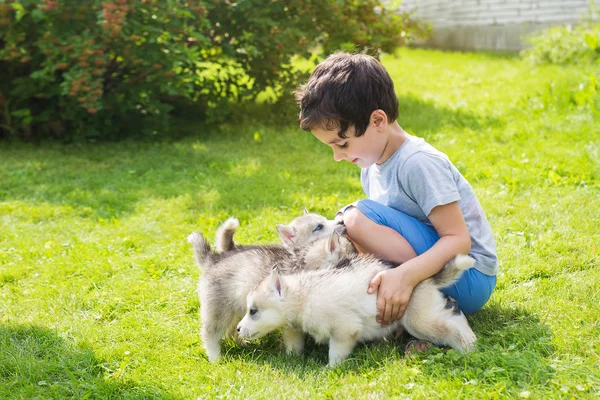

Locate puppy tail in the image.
[187,232,212,271]
[430,255,475,289]
[215,217,239,253]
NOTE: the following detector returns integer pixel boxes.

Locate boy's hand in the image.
[368,267,415,326]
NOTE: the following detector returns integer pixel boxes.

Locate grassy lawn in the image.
[1,47,599,399]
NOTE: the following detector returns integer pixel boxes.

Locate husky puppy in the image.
[237,232,477,367]
[188,210,347,362]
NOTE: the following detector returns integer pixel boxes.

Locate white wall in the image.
[399,0,598,51]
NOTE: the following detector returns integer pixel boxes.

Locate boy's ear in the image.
[371,109,387,128]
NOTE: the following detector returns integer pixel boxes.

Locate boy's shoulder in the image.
[402,135,446,156]
[394,135,452,171]
[362,135,456,183]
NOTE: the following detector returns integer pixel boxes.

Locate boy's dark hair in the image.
[295,52,399,138]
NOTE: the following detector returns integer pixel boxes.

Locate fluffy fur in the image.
[188,211,346,362]
[237,232,477,367]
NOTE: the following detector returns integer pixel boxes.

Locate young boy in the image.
[296,52,497,351]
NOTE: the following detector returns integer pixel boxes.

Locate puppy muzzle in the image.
[236,325,255,339]
[334,224,347,235]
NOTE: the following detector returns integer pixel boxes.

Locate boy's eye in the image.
[338,142,348,149]
[249,308,258,316]
[313,224,324,232]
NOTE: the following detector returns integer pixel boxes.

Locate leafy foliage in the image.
[0,0,429,140]
[521,8,600,113]
[522,23,600,65]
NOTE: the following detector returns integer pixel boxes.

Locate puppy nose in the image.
[237,326,241,333]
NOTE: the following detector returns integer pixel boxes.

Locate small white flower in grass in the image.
[124,351,130,355]
[519,390,530,398]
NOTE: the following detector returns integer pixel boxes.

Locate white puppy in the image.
[237,232,477,366]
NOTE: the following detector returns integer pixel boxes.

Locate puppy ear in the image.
[303,208,309,215]
[326,231,341,256]
[277,224,297,248]
[270,269,283,297]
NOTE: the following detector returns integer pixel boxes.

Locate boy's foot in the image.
[404,339,433,354]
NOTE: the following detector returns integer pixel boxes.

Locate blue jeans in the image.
[345,199,496,314]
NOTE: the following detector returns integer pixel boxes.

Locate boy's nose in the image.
[332,149,345,162]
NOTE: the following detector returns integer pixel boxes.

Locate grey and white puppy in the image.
[187,210,346,362]
[237,232,477,367]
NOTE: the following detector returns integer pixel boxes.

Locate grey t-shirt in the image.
[361,135,498,276]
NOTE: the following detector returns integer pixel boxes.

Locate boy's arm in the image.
[400,201,471,285]
[369,201,471,326]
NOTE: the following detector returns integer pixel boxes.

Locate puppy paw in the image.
[393,324,406,340]
[404,339,433,355]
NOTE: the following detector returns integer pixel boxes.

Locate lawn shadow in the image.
[218,333,344,377]
[397,93,502,138]
[0,91,502,223]
[0,325,177,399]
[218,327,428,378]
[414,303,556,386]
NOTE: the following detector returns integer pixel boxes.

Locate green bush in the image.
[0,0,429,141]
[521,8,600,114]
[522,23,600,65]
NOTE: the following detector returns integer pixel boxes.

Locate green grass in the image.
[1,47,599,399]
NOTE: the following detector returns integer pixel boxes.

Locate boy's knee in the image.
[342,206,368,234]
[356,199,379,209]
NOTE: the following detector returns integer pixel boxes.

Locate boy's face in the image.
[311,123,388,168]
